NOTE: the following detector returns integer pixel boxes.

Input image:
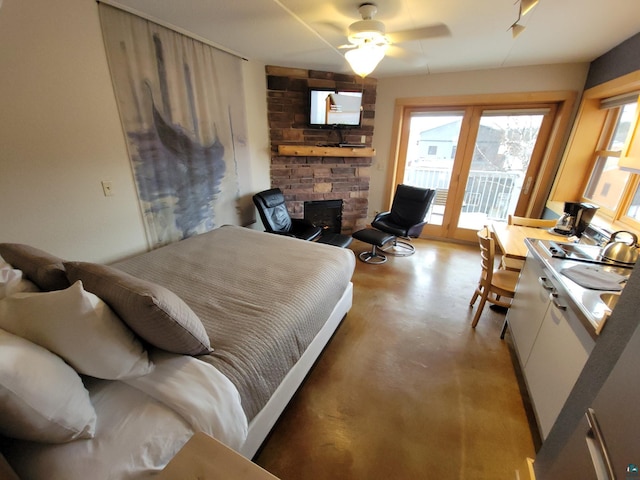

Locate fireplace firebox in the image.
[304,200,343,234]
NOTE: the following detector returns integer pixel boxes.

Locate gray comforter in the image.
[112,225,355,419]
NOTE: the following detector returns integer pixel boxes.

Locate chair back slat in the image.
[508,214,557,229]
[477,226,494,287]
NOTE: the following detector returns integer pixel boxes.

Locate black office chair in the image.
[371,184,436,256]
[252,188,322,241]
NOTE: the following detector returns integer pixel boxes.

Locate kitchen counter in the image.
[524,238,632,335]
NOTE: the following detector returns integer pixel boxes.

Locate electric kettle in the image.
[601,231,639,264]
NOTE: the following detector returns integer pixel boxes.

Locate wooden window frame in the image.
[550,70,640,232]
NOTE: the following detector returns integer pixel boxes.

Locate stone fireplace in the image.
[265,65,377,234]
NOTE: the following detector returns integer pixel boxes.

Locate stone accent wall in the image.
[266,65,377,234]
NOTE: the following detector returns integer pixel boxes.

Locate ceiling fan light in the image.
[345,43,386,77]
[520,0,539,16]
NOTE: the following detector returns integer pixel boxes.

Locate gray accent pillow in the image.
[0,243,69,291]
[64,261,212,356]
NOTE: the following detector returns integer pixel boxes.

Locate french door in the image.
[394,103,558,243]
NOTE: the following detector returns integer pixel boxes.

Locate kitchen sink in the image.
[600,292,621,311]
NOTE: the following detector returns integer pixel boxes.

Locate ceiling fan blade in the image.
[338,43,358,50]
[384,45,429,66]
[386,23,451,43]
[385,44,412,59]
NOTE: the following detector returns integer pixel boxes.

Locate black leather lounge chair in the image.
[372,184,436,256]
[352,184,436,263]
[252,188,322,241]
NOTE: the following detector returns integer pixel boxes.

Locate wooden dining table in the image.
[491,222,564,260]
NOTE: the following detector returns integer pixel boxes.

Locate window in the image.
[627,183,640,221]
[583,97,638,216]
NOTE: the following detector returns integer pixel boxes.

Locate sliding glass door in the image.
[396,103,557,242]
[400,111,465,227]
[457,109,549,231]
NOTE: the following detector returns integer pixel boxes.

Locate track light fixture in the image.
[509,0,539,38]
[510,22,526,38]
[520,0,539,16]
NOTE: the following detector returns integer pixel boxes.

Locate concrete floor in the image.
[254,237,537,480]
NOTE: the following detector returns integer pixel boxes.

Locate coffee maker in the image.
[554,202,599,237]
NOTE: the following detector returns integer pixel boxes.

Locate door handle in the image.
[549,292,567,310]
[585,408,616,480]
[538,276,554,290]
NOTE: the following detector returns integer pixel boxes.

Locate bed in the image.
[0,225,355,479]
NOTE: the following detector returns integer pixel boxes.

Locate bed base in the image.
[239,282,353,459]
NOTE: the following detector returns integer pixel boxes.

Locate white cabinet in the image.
[541,311,640,479]
[524,296,595,439]
[506,254,596,440]
[507,254,553,366]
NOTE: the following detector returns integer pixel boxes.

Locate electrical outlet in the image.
[360,135,366,143]
[101,181,114,197]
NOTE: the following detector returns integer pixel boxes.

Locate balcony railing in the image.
[404,167,522,223]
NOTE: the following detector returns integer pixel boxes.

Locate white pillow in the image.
[1,264,40,300]
[0,281,154,380]
[0,328,97,443]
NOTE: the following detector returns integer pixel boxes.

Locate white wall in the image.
[241,60,271,227]
[0,0,271,262]
[369,63,590,218]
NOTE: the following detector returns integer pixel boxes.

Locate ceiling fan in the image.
[339,3,450,77]
[340,3,450,50]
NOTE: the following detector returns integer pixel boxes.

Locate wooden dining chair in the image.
[508,214,558,229]
[500,215,558,271]
[470,226,520,330]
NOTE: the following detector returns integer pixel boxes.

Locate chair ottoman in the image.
[352,228,395,264]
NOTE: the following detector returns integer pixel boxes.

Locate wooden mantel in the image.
[277,145,376,157]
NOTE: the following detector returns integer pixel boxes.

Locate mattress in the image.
[112,225,356,419]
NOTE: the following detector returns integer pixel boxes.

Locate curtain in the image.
[99,4,252,247]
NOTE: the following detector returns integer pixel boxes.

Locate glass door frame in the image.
[386,92,578,243]
[394,106,474,241]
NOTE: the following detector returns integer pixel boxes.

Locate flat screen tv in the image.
[308,88,363,129]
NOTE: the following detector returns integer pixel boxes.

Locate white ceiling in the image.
[106,0,640,78]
